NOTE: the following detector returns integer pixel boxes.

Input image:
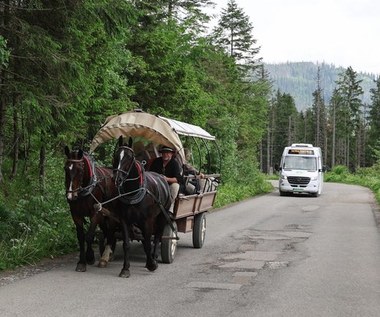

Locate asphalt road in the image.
[1,182,379,317]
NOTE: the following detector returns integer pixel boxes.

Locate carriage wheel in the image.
[193,213,206,249]
[161,221,178,264]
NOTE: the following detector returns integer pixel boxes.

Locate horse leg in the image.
[98,218,117,268]
[152,214,166,262]
[119,218,131,278]
[74,220,87,272]
[99,244,113,268]
[152,235,160,261]
[142,220,158,272]
[84,220,98,265]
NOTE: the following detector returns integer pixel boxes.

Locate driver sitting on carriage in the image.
[148,146,183,213]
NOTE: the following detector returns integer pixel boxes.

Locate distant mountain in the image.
[264,62,378,111]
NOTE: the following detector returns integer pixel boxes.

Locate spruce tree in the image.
[311,67,327,154]
[334,67,364,169]
[211,0,260,72]
[367,77,380,165]
[271,91,298,165]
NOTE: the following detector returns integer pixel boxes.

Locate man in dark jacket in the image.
[149,146,182,213]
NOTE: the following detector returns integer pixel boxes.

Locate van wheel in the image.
[279,190,287,196]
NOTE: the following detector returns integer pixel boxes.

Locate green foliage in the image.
[0,36,10,67]
[0,154,76,270]
[324,165,351,182]
[214,178,272,208]
[325,164,380,204]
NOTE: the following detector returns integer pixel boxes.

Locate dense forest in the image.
[0,0,272,268]
[260,65,380,173]
[265,62,377,111]
[0,0,380,269]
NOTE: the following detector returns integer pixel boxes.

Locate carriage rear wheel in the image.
[161,221,178,264]
[193,213,206,248]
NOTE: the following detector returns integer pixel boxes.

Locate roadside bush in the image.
[325,164,380,204]
[214,177,272,208]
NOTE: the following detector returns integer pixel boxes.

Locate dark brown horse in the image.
[112,136,172,278]
[64,146,118,272]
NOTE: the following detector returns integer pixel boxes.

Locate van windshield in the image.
[283,156,317,171]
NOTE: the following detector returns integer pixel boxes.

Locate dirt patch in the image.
[0,253,77,287]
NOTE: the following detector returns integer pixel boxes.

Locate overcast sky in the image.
[210,0,380,75]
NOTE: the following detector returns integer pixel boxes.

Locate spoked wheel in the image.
[193,213,206,248]
[161,221,178,264]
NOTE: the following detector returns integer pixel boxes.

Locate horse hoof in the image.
[98,259,108,268]
[75,263,87,272]
[119,269,131,278]
[146,261,158,272]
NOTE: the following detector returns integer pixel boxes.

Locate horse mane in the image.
[80,153,98,197]
[118,159,147,205]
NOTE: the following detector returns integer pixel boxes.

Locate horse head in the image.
[113,136,136,188]
[64,146,93,201]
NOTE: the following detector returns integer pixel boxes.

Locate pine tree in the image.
[334,67,364,169]
[271,91,298,165]
[311,67,327,155]
[367,76,380,165]
[211,0,260,72]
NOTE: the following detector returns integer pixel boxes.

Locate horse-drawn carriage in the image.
[64,109,220,277]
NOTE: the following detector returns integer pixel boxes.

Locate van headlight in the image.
[311,176,318,181]
[281,175,287,180]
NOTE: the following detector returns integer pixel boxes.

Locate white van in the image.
[278,143,324,197]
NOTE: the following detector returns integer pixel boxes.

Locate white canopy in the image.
[159,116,215,140]
[89,110,215,160]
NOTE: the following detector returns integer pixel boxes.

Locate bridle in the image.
[113,146,145,204]
[65,155,97,199]
[114,146,138,186]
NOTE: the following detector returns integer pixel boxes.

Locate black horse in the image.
[112,136,172,278]
[64,146,118,272]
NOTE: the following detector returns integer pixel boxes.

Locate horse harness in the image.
[65,154,111,199]
[112,146,178,238]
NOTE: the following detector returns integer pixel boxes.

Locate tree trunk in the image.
[331,101,336,167]
[0,93,5,183]
[0,0,10,183]
[266,122,270,174]
[10,96,19,179]
[39,139,46,193]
